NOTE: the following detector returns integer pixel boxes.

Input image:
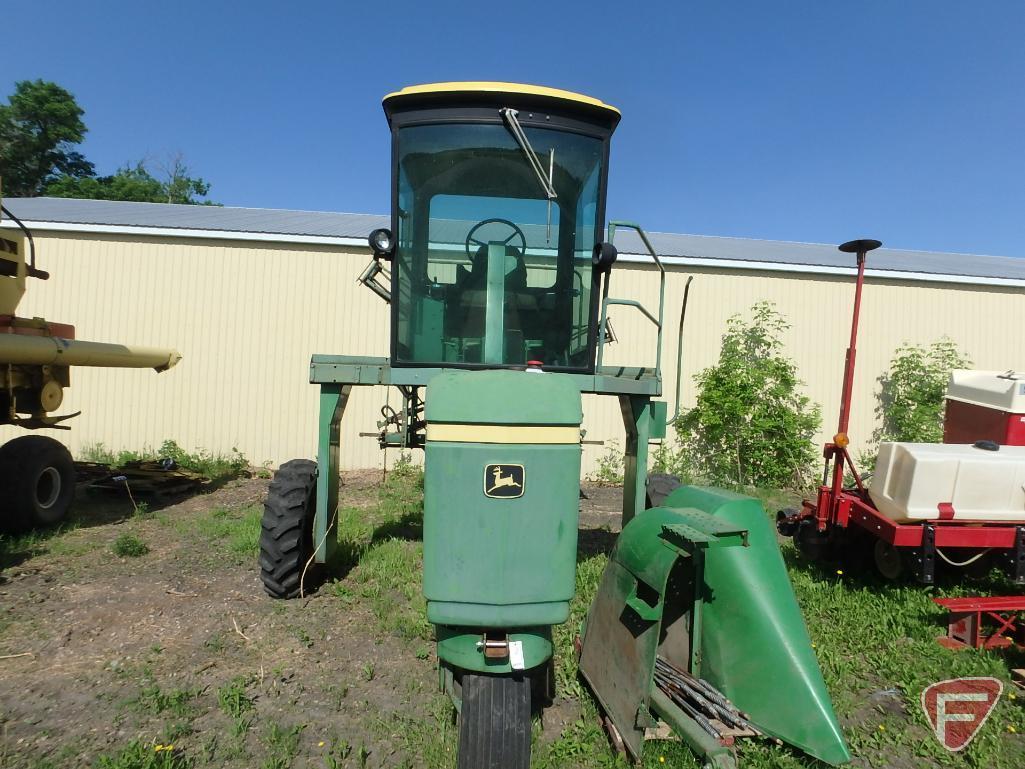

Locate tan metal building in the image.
[2,197,1023,475]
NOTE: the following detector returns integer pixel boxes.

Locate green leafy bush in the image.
[873,338,971,445]
[156,440,248,480]
[588,439,624,486]
[669,301,820,489]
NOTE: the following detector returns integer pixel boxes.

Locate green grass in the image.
[785,556,1025,768]
[133,676,202,719]
[0,519,85,569]
[327,459,431,641]
[179,504,262,563]
[259,723,304,769]
[81,439,249,481]
[93,741,192,769]
[112,532,150,558]
[216,675,255,721]
[324,469,1025,769]
[19,463,1025,769]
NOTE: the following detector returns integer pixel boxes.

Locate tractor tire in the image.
[0,435,76,533]
[873,540,905,581]
[260,459,318,599]
[457,673,531,769]
[795,519,833,562]
[645,473,682,509]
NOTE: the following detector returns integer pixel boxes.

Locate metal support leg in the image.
[690,548,705,678]
[914,523,936,584]
[620,395,652,528]
[1002,526,1025,585]
[315,383,350,563]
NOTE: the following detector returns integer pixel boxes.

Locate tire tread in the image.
[259,459,317,599]
[457,673,530,769]
[0,435,75,533]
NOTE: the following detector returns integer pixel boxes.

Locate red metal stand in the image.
[934,596,1025,650]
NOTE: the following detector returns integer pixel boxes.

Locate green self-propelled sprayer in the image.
[260,82,849,769]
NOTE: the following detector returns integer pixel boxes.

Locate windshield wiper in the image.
[500,108,557,241]
[500,108,557,200]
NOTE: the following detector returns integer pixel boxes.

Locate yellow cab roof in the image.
[383,81,620,119]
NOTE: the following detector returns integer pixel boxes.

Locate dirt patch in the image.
[0,473,628,768]
[0,474,437,768]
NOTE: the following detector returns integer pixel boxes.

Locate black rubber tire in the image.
[795,520,833,562]
[873,539,905,581]
[645,472,682,509]
[0,435,76,533]
[457,673,531,769]
[259,459,317,599]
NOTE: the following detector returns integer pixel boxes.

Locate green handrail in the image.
[598,221,666,378]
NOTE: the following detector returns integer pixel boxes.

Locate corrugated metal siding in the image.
[581,261,1025,472]
[2,230,1023,475]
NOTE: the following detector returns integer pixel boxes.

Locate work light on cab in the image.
[368,227,394,257]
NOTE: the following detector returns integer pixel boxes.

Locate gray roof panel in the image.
[2,196,1022,282]
[1,197,388,240]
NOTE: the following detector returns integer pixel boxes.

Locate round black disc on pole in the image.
[838,239,882,254]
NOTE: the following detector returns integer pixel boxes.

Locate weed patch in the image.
[260,722,304,769]
[133,677,201,719]
[113,533,149,558]
[81,439,249,481]
[94,741,191,769]
[182,504,261,563]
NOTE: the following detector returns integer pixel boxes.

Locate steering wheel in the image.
[465,218,527,262]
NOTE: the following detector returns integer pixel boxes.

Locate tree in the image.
[45,158,216,205]
[874,339,971,445]
[44,163,164,202]
[0,80,94,196]
[672,301,821,489]
[158,154,213,205]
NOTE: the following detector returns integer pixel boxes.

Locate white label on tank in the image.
[508,641,525,670]
[1019,383,1025,395]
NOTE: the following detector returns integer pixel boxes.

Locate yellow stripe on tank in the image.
[426,424,581,445]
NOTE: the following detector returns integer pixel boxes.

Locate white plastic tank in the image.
[946,370,1025,411]
[869,442,1025,523]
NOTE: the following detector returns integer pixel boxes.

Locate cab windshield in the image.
[393,122,604,369]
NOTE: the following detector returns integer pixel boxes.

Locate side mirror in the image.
[592,242,617,274]
[368,228,395,259]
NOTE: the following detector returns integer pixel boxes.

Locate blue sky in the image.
[6,1,1024,256]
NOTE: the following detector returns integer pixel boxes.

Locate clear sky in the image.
[6,1,1024,256]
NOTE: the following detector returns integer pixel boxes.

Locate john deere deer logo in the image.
[484,464,524,498]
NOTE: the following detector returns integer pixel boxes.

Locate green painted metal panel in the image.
[425,369,581,425]
[578,559,664,759]
[427,600,569,627]
[307,354,662,396]
[649,400,668,439]
[578,506,706,760]
[608,506,685,591]
[621,395,651,526]
[436,626,552,673]
[423,368,583,629]
[423,441,579,626]
[662,486,851,766]
[314,384,347,563]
